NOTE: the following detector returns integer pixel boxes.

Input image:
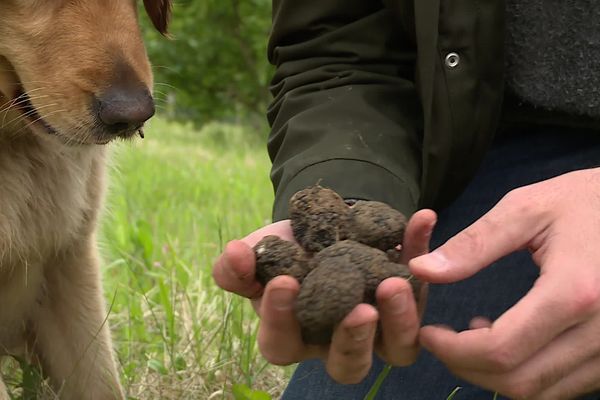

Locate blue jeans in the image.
[282,126,600,400]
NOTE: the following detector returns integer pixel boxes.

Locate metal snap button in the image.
[445,52,460,68]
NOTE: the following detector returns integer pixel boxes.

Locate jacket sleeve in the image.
[267,0,423,221]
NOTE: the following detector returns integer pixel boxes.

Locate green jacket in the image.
[267,0,505,220]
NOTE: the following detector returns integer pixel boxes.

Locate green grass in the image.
[98,118,288,399]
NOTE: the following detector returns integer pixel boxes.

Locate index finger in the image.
[420,266,585,372]
[410,190,550,283]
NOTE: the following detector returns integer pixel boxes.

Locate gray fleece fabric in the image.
[505,1,600,118]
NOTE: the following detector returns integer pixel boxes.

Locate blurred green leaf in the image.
[174,355,187,372]
[134,219,154,262]
[147,359,168,375]
[232,383,272,400]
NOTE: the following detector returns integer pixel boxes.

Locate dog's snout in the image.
[97,87,155,129]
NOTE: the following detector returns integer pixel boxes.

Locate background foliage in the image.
[141,0,273,126]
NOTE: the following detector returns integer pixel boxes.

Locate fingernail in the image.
[270,288,294,311]
[420,250,448,270]
[388,291,409,315]
[349,324,374,341]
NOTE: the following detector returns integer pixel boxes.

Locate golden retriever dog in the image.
[0,1,171,398]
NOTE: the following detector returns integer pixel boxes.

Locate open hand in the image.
[411,168,600,399]
[213,209,436,384]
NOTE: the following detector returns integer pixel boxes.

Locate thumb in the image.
[400,209,438,263]
[409,194,547,283]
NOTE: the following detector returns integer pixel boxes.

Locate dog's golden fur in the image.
[0,1,171,398]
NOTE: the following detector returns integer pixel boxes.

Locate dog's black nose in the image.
[97,87,155,129]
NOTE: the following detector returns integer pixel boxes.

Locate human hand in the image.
[410,168,600,399]
[213,209,436,384]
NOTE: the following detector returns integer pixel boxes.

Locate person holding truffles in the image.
[213,1,600,399]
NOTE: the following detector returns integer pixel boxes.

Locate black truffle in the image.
[347,201,407,251]
[289,185,351,252]
[254,235,313,286]
[295,260,365,345]
[315,241,417,304]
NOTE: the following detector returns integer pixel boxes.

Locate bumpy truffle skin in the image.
[254,236,312,286]
[295,260,365,345]
[314,240,389,269]
[314,241,421,304]
[289,185,350,252]
[386,248,403,264]
[364,262,422,304]
[347,201,407,251]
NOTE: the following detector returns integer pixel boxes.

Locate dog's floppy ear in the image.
[143,0,172,35]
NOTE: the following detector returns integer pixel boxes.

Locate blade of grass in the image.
[363,364,392,400]
[447,387,462,400]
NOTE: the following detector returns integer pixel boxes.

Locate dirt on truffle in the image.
[254,235,313,286]
[315,241,419,304]
[347,201,407,251]
[295,260,365,345]
[289,185,351,252]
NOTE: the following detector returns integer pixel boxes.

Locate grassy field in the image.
[97,118,290,399]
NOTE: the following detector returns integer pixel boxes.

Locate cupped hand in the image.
[213,209,436,384]
[411,167,600,399]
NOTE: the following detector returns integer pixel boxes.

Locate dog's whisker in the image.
[1,109,41,128]
[35,109,67,122]
[151,99,169,106]
[153,82,179,90]
[152,89,169,97]
[151,65,177,73]
[2,103,59,128]
[10,108,63,134]
[0,90,49,117]
[0,92,32,115]
[14,109,66,136]
[0,94,51,117]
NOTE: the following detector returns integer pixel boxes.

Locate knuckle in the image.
[501,187,545,219]
[502,186,533,207]
[486,344,519,372]
[340,347,364,358]
[454,224,487,257]
[568,285,600,316]
[536,366,564,395]
[502,378,538,400]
